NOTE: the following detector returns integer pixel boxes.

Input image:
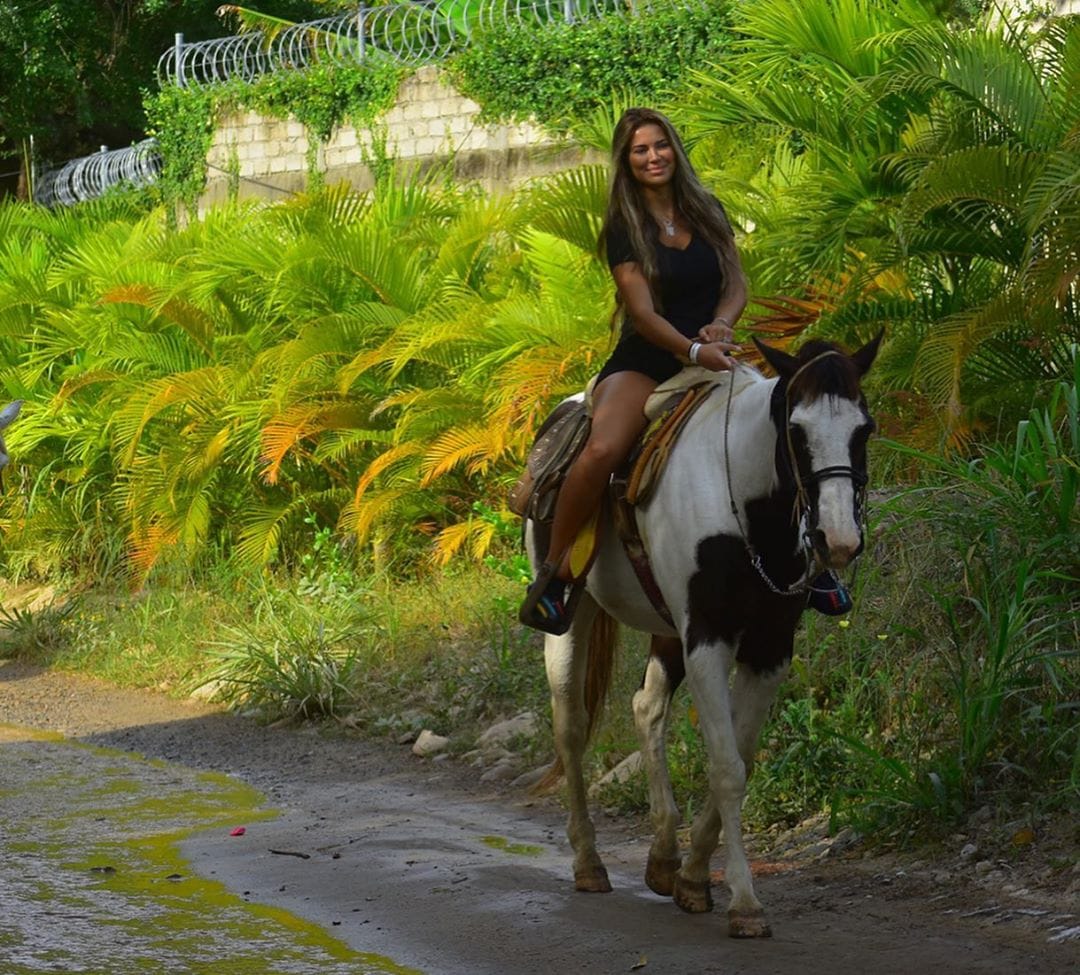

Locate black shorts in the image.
[595,333,682,386]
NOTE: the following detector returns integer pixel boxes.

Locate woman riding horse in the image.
[519,107,745,635]
[519,107,849,634]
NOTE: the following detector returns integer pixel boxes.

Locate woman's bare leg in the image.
[543,370,656,577]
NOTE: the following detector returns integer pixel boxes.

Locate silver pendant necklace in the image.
[661,213,676,237]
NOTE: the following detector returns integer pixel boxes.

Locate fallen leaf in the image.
[630,956,648,970]
[230,826,246,837]
[1011,827,1035,847]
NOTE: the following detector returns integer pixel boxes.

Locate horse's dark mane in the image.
[788,339,863,403]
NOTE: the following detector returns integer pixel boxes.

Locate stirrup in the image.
[519,562,583,636]
[807,570,852,616]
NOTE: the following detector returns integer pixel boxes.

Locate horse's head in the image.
[754,334,881,571]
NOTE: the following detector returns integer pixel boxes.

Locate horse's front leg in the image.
[632,635,684,896]
[678,641,773,937]
[544,595,611,893]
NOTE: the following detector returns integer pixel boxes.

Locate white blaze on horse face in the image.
[789,395,865,568]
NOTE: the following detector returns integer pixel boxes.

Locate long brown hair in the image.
[599,107,742,309]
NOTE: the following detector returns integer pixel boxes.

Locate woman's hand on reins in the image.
[698,318,735,344]
[696,341,740,371]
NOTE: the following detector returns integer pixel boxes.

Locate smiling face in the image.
[627,123,676,189]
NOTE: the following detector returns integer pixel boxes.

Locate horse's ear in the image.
[753,338,799,378]
[851,330,884,377]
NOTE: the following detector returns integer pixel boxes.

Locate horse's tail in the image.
[532,607,619,794]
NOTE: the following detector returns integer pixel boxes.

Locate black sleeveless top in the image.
[598,216,726,385]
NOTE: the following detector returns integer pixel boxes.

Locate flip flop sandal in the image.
[519,562,582,636]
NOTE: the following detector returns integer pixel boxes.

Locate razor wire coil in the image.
[157,0,682,88]
[36,140,163,208]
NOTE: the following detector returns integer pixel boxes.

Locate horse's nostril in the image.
[812,528,862,569]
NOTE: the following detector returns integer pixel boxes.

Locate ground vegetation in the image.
[0,0,1076,852]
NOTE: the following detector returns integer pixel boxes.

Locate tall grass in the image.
[827,353,1080,833]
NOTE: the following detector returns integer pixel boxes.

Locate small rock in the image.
[511,765,552,790]
[396,730,417,745]
[477,712,538,750]
[974,860,994,876]
[831,827,859,852]
[412,729,450,758]
[189,679,225,702]
[588,751,643,798]
[960,843,979,860]
[480,759,521,783]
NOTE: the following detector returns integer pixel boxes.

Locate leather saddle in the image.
[510,369,721,620]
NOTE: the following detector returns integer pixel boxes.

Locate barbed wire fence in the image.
[155,0,659,87]
[35,140,163,208]
[37,0,681,206]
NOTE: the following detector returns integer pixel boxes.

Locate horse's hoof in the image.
[672,875,713,913]
[644,854,681,896]
[574,866,612,893]
[728,909,772,938]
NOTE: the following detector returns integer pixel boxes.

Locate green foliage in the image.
[829,358,1080,833]
[677,0,1080,445]
[201,590,372,722]
[2,1,1079,844]
[0,599,80,661]
[142,58,404,207]
[448,1,736,129]
[239,59,405,142]
[144,84,219,209]
[297,511,365,604]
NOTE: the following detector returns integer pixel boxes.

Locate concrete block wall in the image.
[202,66,598,208]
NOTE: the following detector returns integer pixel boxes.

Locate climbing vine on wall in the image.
[447,1,736,128]
[144,83,218,209]
[143,58,404,206]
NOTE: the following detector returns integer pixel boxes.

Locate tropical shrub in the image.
[678,0,1080,447]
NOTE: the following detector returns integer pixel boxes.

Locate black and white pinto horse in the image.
[525,335,880,938]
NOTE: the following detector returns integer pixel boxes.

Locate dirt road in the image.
[1,659,1076,975]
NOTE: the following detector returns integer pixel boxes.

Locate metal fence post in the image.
[357,5,367,62]
[175,33,185,87]
[564,0,574,25]
[27,134,35,205]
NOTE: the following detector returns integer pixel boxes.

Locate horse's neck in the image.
[684,374,781,507]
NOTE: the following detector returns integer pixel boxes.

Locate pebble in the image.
[412,729,450,757]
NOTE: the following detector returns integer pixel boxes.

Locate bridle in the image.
[723,350,869,597]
